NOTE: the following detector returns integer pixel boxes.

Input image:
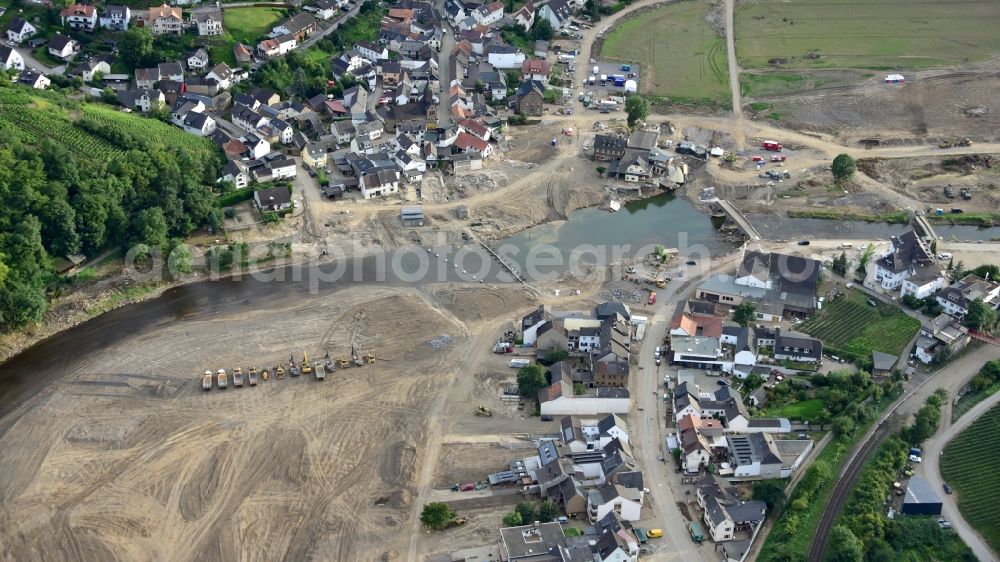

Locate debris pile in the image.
[599,286,642,304]
[428,334,455,349]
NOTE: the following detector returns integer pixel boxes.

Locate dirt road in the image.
[724,0,742,120]
[920,370,1000,562]
[807,345,1000,561]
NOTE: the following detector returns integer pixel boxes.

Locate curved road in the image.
[807,345,1000,561]
[920,387,1000,562]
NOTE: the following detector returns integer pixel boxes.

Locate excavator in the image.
[289,353,301,377]
[363,352,376,365]
[323,352,337,373]
[302,351,313,374]
[474,405,493,417]
[275,364,285,379]
[352,344,364,367]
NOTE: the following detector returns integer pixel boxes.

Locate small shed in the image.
[56,254,87,274]
[872,351,898,376]
[400,206,424,226]
[533,40,548,58]
[455,205,469,219]
[901,476,942,515]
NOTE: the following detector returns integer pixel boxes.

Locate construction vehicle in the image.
[289,353,301,377]
[960,187,972,200]
[233,367,244,387]
[474,405,493,417]
[324,352,337,373]
[315,362,325,381]
[493,341,514,353]
[275,364,285,379]
[656,279,667,289]
[647,291,657,305]
[762,140,783,151]
[202,370,213,390]
[364,352,376,365]
[351,344,364,367]
[261,367,269,381]
[445,518,467,529]
[336,355,351,369]
[216,368,228,389]
[302,352,313,374]
[939,137,972,149]
[248,367,258,386]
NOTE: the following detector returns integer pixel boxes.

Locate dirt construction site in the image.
[0,283,552,562]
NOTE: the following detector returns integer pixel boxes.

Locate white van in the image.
[938,253,952,260]
[839,243,853,249]
[509,358,531,368]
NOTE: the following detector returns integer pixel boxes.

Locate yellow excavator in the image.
[363,352,376,365]
[275,364,285,379]
[302,351,313,374]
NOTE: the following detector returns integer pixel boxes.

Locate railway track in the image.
[807,419,897,561]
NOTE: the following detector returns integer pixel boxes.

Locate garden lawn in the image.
[763,398,824,421]
[223,7,285,45]
[800,289,919,360]
[600,1,729,103]
[940,402,1000,553]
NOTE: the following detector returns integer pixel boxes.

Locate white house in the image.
[487,46,525,69]
[587,483,643,523]
[194,9,224,36]
[187,48,209,70]
[6,17,37,44]
[258,34,297,58]
[205,63,233,89]
[357,40,388,61]
[360,169,400,199]
[17,69,50,89]
[0,46,24,71]
[936,274,1000,318]
[182,111,217,136]
[269,118,294,145]
[242,133,270,160]
[60,3,98,31]
[268,158,297,180]
[471,1,504,26]
[48,35,79,60]
[538,0,573,30]
[512,3,535,30]
[305,0,338,20]
[874,231,943,297]
[232,104,269,133]
[100,5,130,31]
[539,385,631,416]
[144,4,184,36]
[254,186,292,211]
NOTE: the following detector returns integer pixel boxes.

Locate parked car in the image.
[944,186,955,198]
[540,415,554,421]
[938,518,952,529]
[943,483,953,494]
[798,240,810,246]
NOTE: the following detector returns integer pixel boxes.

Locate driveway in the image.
[919,361,1000,562]
[16,47,66,75]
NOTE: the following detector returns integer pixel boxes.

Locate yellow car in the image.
[647,529,663,539]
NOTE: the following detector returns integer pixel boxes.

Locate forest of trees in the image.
[0,88,223,328]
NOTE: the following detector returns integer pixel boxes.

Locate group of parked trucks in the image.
[201,348,376,390]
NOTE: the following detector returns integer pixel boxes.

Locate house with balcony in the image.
[936,274,1000,318]
[141,4,184,35]
[874,231,944,298]
[60,4,97,31]
[100,5,130,30]
[915,313,970,364]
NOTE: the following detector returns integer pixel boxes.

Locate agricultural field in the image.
[600,1,729,104]
[0,91,218,162]
[800,290,919,360]
[940,402,1000,553]
[735,0,1000,70]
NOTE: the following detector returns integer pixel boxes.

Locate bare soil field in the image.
[0,286,470,562]
[760,71,1000,143]
[857,154,1000,212]
[432,442,532,488]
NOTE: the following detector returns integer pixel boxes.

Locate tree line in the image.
[0,91,222,328]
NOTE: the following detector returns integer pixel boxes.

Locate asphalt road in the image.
[632,252,742,562]
[920,374,1000,562]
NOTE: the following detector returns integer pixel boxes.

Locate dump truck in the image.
[233,367,243,387]
[762,140,783,151]
[202,370,213,390]
[689,521,705,543]
[315,363,325,381]
[261,367,270,381]
[248,367,258,386]
[217,368,228,389]
[302,352,313,374]
[647,291,657,305]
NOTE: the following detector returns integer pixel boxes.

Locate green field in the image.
[600,1,729,103]
[941,402,1000,553]
[800,290,919,360]
[223,7,285,45]
[735,0,1000,70]
[762,398,825,420]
